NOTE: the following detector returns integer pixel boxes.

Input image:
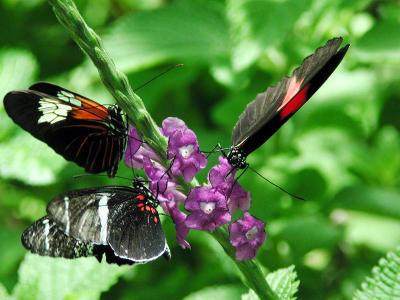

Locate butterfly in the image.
[226,37,349,170]
[4,82,128,177]
[21,178,170,265]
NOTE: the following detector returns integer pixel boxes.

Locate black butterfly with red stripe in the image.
[4,82,127,177]
[227,37,350,169]
[21,178,171,264]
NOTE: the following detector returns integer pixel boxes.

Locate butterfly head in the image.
[227,147,248,170]
[132,176,159,206]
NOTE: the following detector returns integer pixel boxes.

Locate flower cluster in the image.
[124,117,266,260]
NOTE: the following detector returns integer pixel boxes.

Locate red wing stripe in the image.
[75,95,108,113]
[108,135,114,169]
[277,76,304,111]
[280,83,311,120]
[75,134,92,159]
[73,95,109,120]
[71,108,108,121]
[61,124,108,132]
[101,135,109,170]
[85,138,96,168]
[89,136,103,171]
[64,135,83,152]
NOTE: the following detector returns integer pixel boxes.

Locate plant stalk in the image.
[213,227,278,300]
[48,0,193,192]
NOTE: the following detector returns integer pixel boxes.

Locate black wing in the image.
[3,82,127,177]
[232,38,349,156]
[21,216,135,265]
[47,186,169,263]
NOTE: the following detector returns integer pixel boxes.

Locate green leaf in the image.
[354,247,400,299]
[350,127,400,186]
[266,265,299,300]
[0,282,9,300]
[103,0,230,73]
[240,266,300,300]
[334,186,400,219]
[183,284,246,300]
[343,211,400,252]
[226,0,313,71]
[12,254,129,300]
[290,128,361,193]
[0,48,38,141]
[354,19,400,62]
[241,289,258,300]
[0,132,66,185]
[278,215,341,257]
[0,48,38,101]
[0,226,26,291]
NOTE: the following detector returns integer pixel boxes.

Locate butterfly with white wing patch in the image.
[21,178,171,265]
[4,82,128,177]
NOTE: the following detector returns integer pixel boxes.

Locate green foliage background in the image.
[0,0,399,299]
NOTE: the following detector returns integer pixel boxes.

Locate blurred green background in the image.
[1,0,400,299]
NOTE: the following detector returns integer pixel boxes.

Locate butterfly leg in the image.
[201,143,231,159]
[155,155,176,198]
[201,143,222,159]
[226,163,249,198]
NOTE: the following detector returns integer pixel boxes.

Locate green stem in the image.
[48,0,193,192]
[212,227,278,300]
[47,0,277,299]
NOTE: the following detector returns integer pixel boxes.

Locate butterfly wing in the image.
[21,216,135,265]
[47,186,169,263]
[21,216,96,259]
[231,38,349,156]
[3,82,127,177]
[106,194,169,263]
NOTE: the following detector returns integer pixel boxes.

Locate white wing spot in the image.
[98,194,109,244]
[37,98,72,124]
[57,91,81,106]
[64,196,70,235]
[42,218,50,251]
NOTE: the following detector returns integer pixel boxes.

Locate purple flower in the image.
[227,185,251,214]
[124,127,159,169]
[124,126,142,167]
[142,156,186,206]
[184,186,231,232]
[163,201,191,249]
[229,212,266,260]
[161,117,207,182]
[167,129,207,182]
[143,156,168,193]
[162,117,188,137]
[209,156,251,214]
[125,118,207,182]
[155,180,187,206]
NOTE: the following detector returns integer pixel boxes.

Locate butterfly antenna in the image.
[200,143,231,154]
[248,166,305,201]
[72,174,132,182]
[133,64,184,92]
[201,143,231,161]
